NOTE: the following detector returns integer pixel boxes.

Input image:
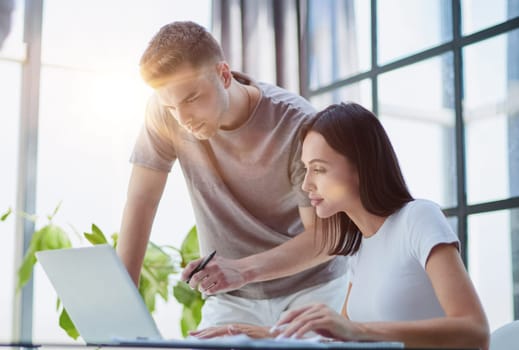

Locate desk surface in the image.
[0,342,478,350]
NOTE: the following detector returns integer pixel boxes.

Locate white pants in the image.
[197,274,349,329]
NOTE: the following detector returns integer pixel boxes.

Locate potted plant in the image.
[1,204,204,339]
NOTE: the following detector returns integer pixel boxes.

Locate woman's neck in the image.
[347,209,387,238]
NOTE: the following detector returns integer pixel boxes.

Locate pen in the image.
[186,250,216,283]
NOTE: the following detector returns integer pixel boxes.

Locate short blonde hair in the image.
[140,21,225,87]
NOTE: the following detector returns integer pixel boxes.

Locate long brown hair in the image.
[302,102,413,256]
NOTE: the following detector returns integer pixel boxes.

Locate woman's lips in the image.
[310,198,323,206]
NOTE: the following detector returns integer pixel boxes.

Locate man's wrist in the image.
[237,257,260,284]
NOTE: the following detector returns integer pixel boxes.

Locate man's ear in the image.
[217,61,232,88]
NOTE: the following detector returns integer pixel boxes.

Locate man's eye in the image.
[313,167,325,174]
[186,96,198,103]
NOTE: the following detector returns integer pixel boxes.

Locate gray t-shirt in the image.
[131,72,348,299]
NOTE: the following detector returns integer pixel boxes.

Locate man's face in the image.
[156,63,229,140]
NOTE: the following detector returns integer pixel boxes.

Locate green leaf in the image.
[179,226,199,267]
[59,308,80,340]
[180,298,204,337]
[111,232,119,248]
[138,242,177,313]
[47,201,62,221]
[173,281,200,307]
[1,207,12,221]
[17,253,37,292]
[18,224,72,292]
[139,277,156,313]
[83,224,108,245]
[38,224,72,251]
[17,228,45,291]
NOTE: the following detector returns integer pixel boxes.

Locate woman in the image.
[192,102,489,349]
[273,102,489,349]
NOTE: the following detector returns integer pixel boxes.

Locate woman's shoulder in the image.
[391,199,449,239]
[399,199,443,218]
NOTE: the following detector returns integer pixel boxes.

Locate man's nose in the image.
[176,109,192,129]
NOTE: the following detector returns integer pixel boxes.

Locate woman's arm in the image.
[276,244,489,349]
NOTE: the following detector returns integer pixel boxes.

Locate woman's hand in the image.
[274,304,355,340]
[189,323,273,339]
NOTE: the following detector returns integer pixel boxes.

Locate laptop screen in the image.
[36,245,162,344]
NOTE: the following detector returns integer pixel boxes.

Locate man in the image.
[116,21,348,330]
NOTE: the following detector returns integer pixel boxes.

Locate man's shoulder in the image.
[232,71,316,116]
[258,82,316,117]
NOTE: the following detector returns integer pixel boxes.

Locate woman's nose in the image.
[301,173,313,192]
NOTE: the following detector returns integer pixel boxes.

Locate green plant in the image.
[1,204,204,339]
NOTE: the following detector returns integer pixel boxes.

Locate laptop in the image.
[36,244,163,345]
[37,245,405,349]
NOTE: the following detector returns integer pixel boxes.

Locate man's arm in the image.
[116,164,168,285]
[185,206,334,294]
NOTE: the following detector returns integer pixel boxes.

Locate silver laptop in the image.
[37,245,405,349]
[36,245,162,345]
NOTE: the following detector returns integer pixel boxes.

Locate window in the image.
[0,0,24,342]
[462,0,519,35]
[0,59,22,344]
[468,209,519,330]
[307,0,371,89]
[463,29,519,204]
[2,0,210,343]
[378,54,456,208]
[377,0,452,64]
[305,0,519,331]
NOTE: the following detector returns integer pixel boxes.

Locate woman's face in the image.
[301,131,360,218]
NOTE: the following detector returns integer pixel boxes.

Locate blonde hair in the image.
[140,21,225,88]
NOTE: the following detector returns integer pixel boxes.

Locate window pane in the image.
[378,54,456,208]
[462,0,519,35]
[468,209,519,331]
[464,29,519,205]
[33,0,209,342]
[377,0,452,64]
[308,0,371,90]
[41,0,211,70]
[309,79,372,111]
[0,60,21,342]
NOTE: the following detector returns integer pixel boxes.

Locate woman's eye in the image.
[186,96,198,103]
[302,164,325,174]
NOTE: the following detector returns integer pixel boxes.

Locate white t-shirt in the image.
[347,199,459,322]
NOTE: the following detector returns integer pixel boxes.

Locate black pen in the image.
[186,250,216,283]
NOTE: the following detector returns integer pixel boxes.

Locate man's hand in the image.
[181,255,248,294]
